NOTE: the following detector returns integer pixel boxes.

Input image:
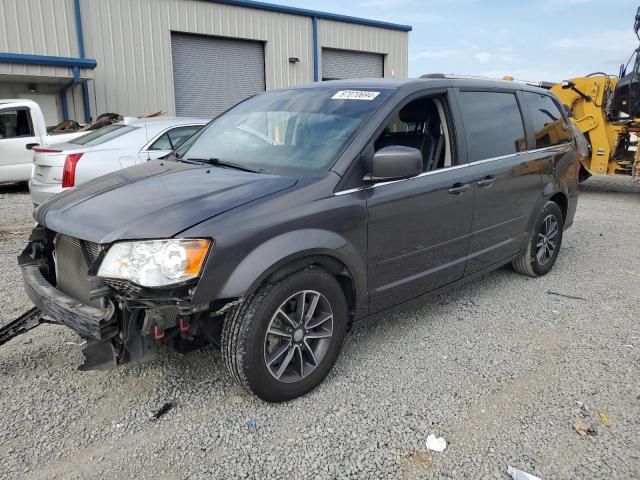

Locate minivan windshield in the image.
[175,87,392,176]
[71,124,138,146]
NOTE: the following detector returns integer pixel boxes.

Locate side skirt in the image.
[352,251,524,330]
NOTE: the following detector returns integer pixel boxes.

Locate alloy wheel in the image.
[264,290,333,383]
[536,214,559,265]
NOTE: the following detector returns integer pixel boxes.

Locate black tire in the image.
[512,201,564,277]
[221,267,347,402]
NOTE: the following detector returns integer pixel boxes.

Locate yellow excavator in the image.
[506,7,640,182]
[549,73,639,182]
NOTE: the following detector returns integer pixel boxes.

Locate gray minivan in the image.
[14,76,579,402]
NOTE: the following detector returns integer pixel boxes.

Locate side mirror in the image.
[365,146,422,182]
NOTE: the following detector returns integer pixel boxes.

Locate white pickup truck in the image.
[0,99,88,185]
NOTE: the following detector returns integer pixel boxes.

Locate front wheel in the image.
[221,267,347,402]
[512,201,564,277]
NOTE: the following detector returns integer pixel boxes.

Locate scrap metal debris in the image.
[151,402,174,420]
[547,291,587,301]
[425,434,447,452]
[507,465,543,480]
[574,417,597,436]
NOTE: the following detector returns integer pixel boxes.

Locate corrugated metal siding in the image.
[321,48,383,80]
[317,18,408,79]
[81,0,314,116]
[80,0,407,116]
[171,33,265,117]
[0,0,80,79]
[0,0,406,117]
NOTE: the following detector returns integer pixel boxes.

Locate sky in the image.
[274,0,639,83]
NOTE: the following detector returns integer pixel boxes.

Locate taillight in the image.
[61,153,84,188]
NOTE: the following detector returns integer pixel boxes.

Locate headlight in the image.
[98,239,211,287]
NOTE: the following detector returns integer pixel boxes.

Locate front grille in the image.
[53,234,104,308]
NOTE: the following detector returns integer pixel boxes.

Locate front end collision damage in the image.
[5,225,238,370]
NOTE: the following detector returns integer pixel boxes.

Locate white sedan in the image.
[29,117,209,207]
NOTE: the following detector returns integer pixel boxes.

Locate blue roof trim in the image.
[0,52,97,69]
[212,0,412,31]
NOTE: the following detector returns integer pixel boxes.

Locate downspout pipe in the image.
[73,0,92,123]
[312,16,319,82]
[60,67,81,121]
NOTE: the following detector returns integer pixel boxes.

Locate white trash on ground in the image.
[507,465,542,480]
[425,434,447,452]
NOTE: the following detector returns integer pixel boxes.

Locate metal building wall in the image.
[80,0,314,116]
[0,0,80,79]
[0,0,94,122]
[317,19,408,80]
[79,0,409,117]
[1,0,409,119]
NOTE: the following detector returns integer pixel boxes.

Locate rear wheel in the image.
[221,267,347,402]
[512,201,564,277]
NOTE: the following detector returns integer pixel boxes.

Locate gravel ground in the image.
[1,177,639,480]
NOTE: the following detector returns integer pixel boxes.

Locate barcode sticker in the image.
[331,90,380,101]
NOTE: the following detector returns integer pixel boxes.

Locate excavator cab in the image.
[611,7,640,117]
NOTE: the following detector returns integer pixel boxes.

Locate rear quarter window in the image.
[72,124,138,146]
[522,92,572,148]
[458,91,526,162]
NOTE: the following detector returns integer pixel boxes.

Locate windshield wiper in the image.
[186,158,266,174]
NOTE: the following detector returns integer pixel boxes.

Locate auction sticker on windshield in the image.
[332,90,380,101]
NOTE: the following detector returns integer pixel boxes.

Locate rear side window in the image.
[522,92,572,148]
[72,124,138,146]
[458,91,526,162]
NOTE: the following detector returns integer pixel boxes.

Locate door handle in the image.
[26,143,40,150]
[477,176,495,188]
[448,182,471,195]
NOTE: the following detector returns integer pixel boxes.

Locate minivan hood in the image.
[36,160,297,244]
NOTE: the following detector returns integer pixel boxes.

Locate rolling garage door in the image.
[171,33,265,117]
[321,48,384,81]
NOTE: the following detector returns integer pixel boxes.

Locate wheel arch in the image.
[522,186,569,251]
[263,254,358,322]
[214,229,367,321]
[548,191,568,221]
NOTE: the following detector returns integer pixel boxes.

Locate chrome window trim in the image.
[333,143,574,196]
[334,186,364,196]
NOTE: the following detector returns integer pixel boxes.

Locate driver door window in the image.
[373,96,453,172]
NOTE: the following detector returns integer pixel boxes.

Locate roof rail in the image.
[420,73,446,79]
[502,75,556,90]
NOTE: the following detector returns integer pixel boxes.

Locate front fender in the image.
[214,228,366,304]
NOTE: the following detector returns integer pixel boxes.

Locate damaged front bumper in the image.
[21,264,116,340]
[10,226,226,370]
[18,263,125,370]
